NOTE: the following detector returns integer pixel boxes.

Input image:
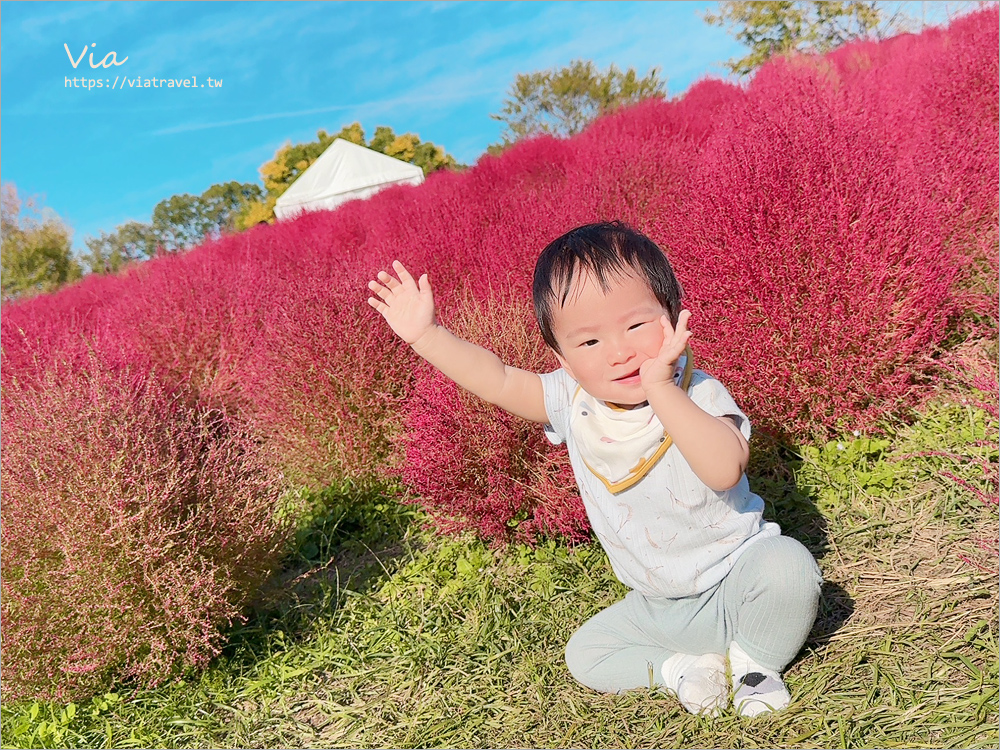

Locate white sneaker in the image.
[728,641,791,716]
[662,652,729,716]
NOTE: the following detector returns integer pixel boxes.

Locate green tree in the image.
[201,180,264,235]
[83,181,263,273]
[82,220,160,274]
[489,60,666,150]
[1,183,82,301]
[151,193,205,252]
[703,1,913,76]
[368,125,396,156]
[152,182,264,249]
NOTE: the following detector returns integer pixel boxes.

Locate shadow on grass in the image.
[811,580,855,643]
[219,478,420,665]
[218,432,858,676]
[749,434,855,649]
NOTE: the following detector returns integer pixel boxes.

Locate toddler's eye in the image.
[628,322,645,331]
[581,339,599,347]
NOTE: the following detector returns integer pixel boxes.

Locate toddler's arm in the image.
[367,261,548,424]
[641,312,750,492]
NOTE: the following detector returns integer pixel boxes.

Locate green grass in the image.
[2,398,997,749]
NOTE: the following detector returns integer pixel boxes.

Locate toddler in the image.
[367,221,822,716]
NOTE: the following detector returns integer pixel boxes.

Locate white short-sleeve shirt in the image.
[540,367,780,598]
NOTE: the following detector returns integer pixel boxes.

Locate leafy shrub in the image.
[401,288,586,545]
[0,350,289,702]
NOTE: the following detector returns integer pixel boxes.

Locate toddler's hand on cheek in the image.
[640,310,692,394]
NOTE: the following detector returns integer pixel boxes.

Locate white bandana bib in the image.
[570,350,693,494]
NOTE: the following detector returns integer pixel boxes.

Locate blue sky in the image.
[0,1,975,253]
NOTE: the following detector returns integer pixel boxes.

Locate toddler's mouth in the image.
[614,369,641,383]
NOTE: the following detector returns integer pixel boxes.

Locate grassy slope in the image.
[1,398,997,750]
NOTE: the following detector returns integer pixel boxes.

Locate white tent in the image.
[273,138,425,219]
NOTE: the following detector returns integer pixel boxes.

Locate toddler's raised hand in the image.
[367,260,437,345]
[640,310,692,394]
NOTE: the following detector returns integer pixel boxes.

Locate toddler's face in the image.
[549,269,667,408]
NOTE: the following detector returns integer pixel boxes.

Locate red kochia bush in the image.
[0,351,289,702]
[1,9,995,558]
[103,245,266,410]
[824,11,999,321]
[401,288,586,546]
[665,58,961,440]
[238,272,411,489]
[563,81,742,230]
[1,271,128,390]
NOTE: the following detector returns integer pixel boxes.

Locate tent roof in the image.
[274,138,424,213]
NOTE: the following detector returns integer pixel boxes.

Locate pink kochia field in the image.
[2,10,997,702]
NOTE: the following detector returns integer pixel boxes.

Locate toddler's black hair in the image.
[532,221,684,353]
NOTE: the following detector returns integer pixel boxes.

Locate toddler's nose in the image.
[608,342,635,366]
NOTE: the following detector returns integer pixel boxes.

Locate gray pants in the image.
[565,535,822,693]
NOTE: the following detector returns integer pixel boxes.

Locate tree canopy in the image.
[703,1,914,75]
[1,183,82,301]
[82,220,159,274]
[489,60,666,150]
[83,181,263,274]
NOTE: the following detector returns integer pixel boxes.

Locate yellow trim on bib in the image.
[582,433,675,493]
